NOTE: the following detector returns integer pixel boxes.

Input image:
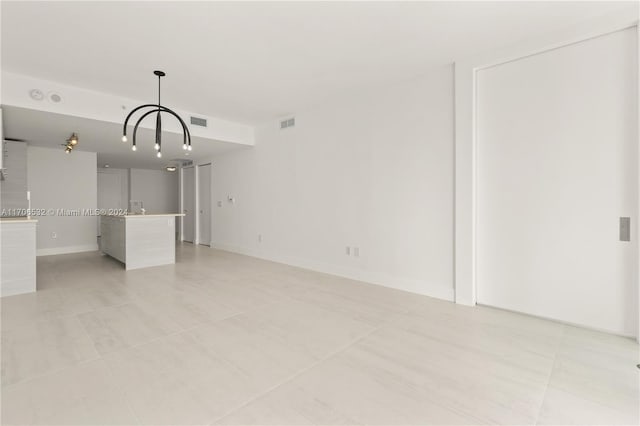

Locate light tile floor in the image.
[1,244,638,425]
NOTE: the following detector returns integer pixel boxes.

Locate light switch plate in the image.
[620,217,631,242]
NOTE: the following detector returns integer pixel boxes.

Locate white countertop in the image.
[102,213,185,219]
[0,217,38,223]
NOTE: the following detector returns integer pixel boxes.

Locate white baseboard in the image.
[37,244,99,257]
[210,242,454,302]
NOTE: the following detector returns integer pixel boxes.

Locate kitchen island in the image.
[100,214,184,270]
[1,217,37,296]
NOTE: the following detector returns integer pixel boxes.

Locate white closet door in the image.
[182,166,195,243]
[197,164,211,246]
[476,28,638,336]
[97,172,122,236]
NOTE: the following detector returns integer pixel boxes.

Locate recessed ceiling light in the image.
[166,166,177,172]
[48,92,62,103]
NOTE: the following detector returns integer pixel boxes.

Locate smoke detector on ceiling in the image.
[29,89,44,101]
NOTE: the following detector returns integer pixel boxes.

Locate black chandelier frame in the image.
[121,71,192,157]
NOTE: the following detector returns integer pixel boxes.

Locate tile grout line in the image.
[60,278,296,425]
[83,308,246,357]
[206,310,409,425]
[2,264,410,391]
[99,354,144,425]
[2,280,280,421]
[2,264,295,389]
[73,276,287,354]
[533,324,566,426]
[1,307,245,391]
[9,274,417,395]
[1,356,103,390]
[74,311,145,426]
[4,247,441,424]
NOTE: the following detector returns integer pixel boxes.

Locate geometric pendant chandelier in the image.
[121,70,192,158]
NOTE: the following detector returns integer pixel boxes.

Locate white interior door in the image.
[182,166,195,243]
[97,172,122,236]
[476,28,638,336]
[197,164,211,246]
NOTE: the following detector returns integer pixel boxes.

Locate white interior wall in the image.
[129,168,179,214]
[27,146,98,255]
[95,168,179,215]
[97,168,129,209]
[207,65,455,300]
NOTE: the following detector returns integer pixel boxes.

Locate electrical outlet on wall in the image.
[51,231,57,239]
[345,246,351,256]
[353,247,360,257]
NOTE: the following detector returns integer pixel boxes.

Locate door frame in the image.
[454,12,640,340]
[97,169,127,237]
[180,165,196,243]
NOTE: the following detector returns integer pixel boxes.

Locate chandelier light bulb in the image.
[121,135,128,143]
[182,144,187,150]
[132,145,137,151]
[154,143,160,150]
[187,145,192,151]
[157,151,162,158]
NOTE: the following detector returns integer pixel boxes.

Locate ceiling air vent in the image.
[280,117,295,129]
[171,159,193,167]
[190,116,207,127]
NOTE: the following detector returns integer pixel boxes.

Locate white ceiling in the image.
[2,106,247,170]
[3,1,635,124]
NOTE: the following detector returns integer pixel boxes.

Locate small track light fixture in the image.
[63,133,79,153]
[121,70,192,159]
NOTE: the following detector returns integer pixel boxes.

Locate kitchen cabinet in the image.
[1,141,28,212]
